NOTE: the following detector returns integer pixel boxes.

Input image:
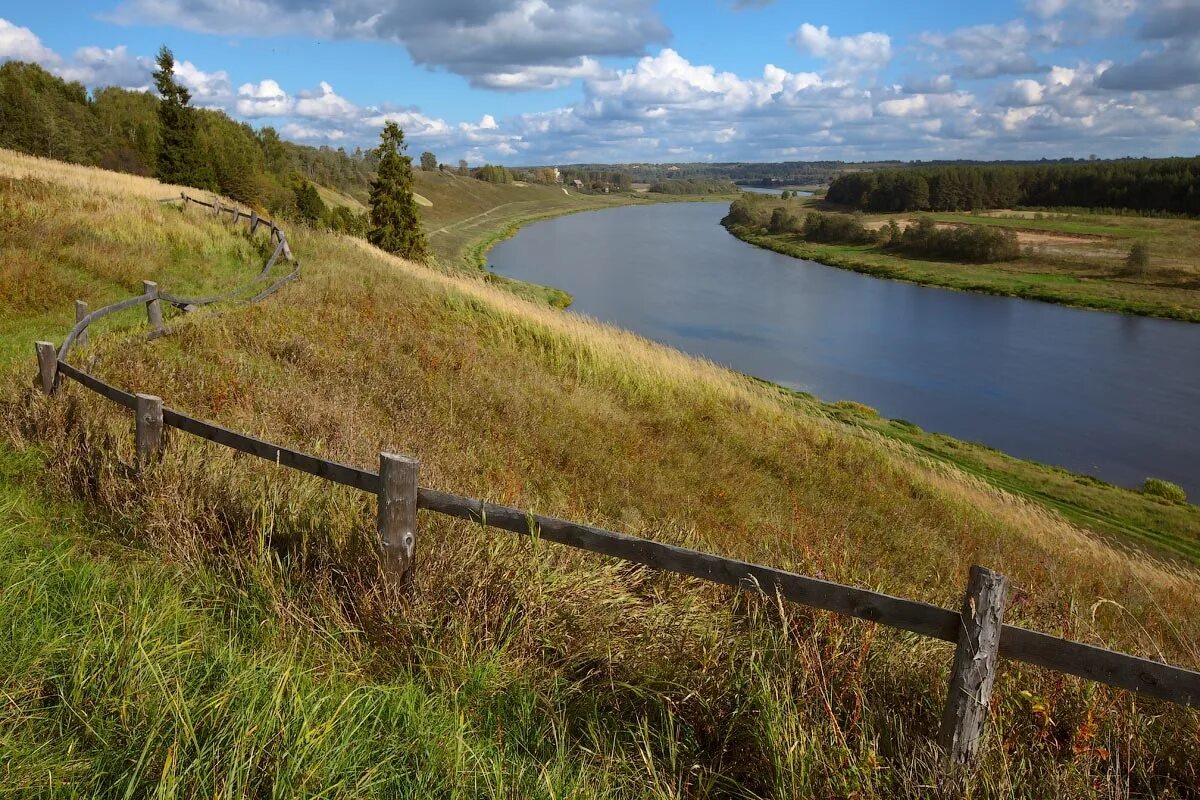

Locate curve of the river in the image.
[489,202,1199,495]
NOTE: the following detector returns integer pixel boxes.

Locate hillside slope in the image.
[2,151,1198,797]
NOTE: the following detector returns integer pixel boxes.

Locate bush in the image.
[800,211,876,244]
[1142,478,1187,503]
[890,218,1020,262]
[1125,241,1150,275]
[768,207,799,234]
[721,197,756,226]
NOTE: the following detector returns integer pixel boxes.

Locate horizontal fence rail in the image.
[32,191,1200,769]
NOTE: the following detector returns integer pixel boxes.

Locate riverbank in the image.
[722,195,1200,322]
[413,171,734,307]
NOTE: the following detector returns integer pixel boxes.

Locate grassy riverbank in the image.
[412,171,733,307]
[723,194,1200,321]
[2,151,1199,796]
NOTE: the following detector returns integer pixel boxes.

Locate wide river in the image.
[489,202,1200,495]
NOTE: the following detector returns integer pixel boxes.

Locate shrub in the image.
[800,211,876,244]
[768,207,799,234]
[890,218,1020,262]
[1142,478,1187,503]
[721,197,757,226]
[1125,241,1150,275]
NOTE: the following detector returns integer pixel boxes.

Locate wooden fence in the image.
[31,193,1200,769]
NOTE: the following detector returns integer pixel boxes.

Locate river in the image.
[489,202,1200,495]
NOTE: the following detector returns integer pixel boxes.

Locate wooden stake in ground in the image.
[135,393,164,462]
[939,565,1009,767]
[378,452,419,589]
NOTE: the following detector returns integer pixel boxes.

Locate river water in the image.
[489,202,1200,495]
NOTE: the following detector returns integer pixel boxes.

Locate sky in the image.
[0,0,1198,165]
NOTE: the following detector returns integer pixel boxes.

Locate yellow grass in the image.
[3,149,1198,796]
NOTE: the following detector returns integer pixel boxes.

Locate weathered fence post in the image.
[378,452,419,589]
[232,208,241,225]
[135,393,164,462]
[213,199,222,217]
[939,565,1009,768]
[143,280,164,333]
[35,341,58,394]
[280,233,293,262]
[75,300,89,348]
[250,210,259,234]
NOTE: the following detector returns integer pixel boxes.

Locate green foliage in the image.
[419,151,437,171]
[721,197,756,226]
[801,211,876,244]
[0,61,101,165]
[768,206,799,234]
[890,218,1020,262]
[474,164,514,184]
[326,205,369,237]
[293,179,326,225]
[1125,241,1151,275]
[368,122,428,261]
[828,159,1200,215]
[196,109,265,204]
[648,178,738,195]
[153,46,207,189]
[1143,478,1187,503]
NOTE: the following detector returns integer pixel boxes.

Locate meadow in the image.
[1,149,1198,797]
[724,193,1200,321]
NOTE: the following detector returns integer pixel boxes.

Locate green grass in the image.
[3,151,1200,797]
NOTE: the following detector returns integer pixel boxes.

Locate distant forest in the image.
[0,60,377,215]
[826,160,1200,215]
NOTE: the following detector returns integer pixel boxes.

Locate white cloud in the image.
[294,81,358,120]
[791,23,892,77]
[57,45,153,90]
[474,57,608,91]
[0,17,60,65]
[174,59,231,104]
[236,79,292,117]
[280,123,347,141]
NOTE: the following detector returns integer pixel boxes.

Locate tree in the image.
[368,122,427,261]
[153,46,205,187]
[420,151,437,171]
[293,179,326,225]
[1125,241,1150,275]
[458,159,469,176]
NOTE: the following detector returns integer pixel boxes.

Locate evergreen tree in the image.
[293,179,326,225]
[153,46,204,187]
[368,122,427,261]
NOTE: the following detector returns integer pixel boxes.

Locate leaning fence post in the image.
[939,565,1009,768]
[75,300,89,348]
[250,210,259,234]
[135,393,164,462]
[280,234,293,262]
[378,452,419,589]
[35,341,58,394]
[143,280,164,333]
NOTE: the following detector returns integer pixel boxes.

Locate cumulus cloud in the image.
[790,23,892,77]
[1097,1,1200,90]
[294,81,358,120]
[106,0,669,91]
[0,17,59,64]
[235,79,292,117]
[57,45,153,90]
[917,20,1057,80]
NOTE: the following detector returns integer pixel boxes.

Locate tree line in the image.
[0,55,378,219]
[0,51,427,261]
[827,159,1200,215]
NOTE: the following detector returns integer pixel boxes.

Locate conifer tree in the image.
[368,122,427,261]
[153,46,204,187]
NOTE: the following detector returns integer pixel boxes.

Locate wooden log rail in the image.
[33,194,1200,770]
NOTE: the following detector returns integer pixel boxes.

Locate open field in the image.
[2,151,1199,796]
[725,194,1200,321]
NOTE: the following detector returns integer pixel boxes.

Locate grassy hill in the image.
[1,150,1198,797]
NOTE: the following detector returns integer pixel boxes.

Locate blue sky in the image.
[1,0,1197,164]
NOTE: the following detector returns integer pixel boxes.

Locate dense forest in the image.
[0,60,377,217]
[826,159,1200,215]
[647,178,738,195]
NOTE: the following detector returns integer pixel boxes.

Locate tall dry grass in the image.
[2,149,1198,797]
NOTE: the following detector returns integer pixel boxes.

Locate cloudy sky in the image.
[1,0,1198,164]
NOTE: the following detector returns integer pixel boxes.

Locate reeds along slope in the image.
[3,150,1199,797]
